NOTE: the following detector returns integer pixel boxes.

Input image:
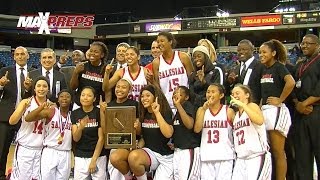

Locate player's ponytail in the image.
[262,39,287,64]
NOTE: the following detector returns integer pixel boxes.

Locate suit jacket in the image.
[226,58,264,104]
[24,68,67,103]
[0,66,33,122]
[60,66,75,91]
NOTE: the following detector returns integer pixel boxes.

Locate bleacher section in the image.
[0,46,301,69]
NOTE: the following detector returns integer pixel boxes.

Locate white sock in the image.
[135,173,147,180]
[124,171,132,179]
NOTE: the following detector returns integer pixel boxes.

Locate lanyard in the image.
[58,108,70,136]
[298,54,320,78]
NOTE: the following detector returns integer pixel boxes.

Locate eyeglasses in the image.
[300,42,317,46]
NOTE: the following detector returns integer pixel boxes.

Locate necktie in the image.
[45,71,50,81]
[240,63,247,83]
[46,71,50,92]
[20,68,25,97]
[119,64,123,69]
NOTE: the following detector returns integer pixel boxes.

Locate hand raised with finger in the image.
[23,73,33,90]
[151,97,160,113]
[59,50,69,64]
[99,95,107,113]
[104,64,113,75]
[0,71,10,86]
[197,65,205,83]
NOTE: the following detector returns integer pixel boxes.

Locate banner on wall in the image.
[184,17,240,30]
[240,15,281,27]
[145,21,181,33]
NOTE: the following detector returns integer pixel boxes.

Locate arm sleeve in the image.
[279,64,291,80]
[193,69,221,92]
[311,61,320,97]
[163,111,173,125]
[53,63,61,71]
[183,102,196,119]
[71,111,77,125]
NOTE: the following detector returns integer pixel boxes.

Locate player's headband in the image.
[143,85,155,96]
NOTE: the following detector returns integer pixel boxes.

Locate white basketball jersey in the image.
[43,108,72,151]
[122,66,147,101]
[233,111,269,159]
[15,97,45,148]
[158,51,189,108]
[200,105,235,161]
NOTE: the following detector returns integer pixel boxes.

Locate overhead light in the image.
[216,8,229,17]
[173,15,182,20]
[275,6,296,13]
[289,7,295,11]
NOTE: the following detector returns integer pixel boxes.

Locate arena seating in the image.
[0,50,300,70]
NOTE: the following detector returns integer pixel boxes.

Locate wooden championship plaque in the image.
[104,106,136,149]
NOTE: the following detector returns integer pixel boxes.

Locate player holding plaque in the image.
[107,79,140,180]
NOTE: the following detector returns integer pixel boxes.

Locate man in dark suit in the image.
[226,39,264,104]
[24,48,67,103]
[0,46,31,179]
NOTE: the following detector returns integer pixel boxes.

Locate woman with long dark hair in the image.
[259,39,295,180]
[127,84,174,180]
[9,76,51,180]
[103,46,152,102]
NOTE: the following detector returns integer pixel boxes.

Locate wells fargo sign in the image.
[241,15,281,27]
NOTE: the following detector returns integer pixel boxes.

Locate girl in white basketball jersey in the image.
[230,84,272,180]
[25,89,73,180]
[9,76,51,180]
[103,46,152,102]
[194,83,235,180]
[152,32,194,110]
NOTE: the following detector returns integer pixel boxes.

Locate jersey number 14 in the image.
[33,121,44,134]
